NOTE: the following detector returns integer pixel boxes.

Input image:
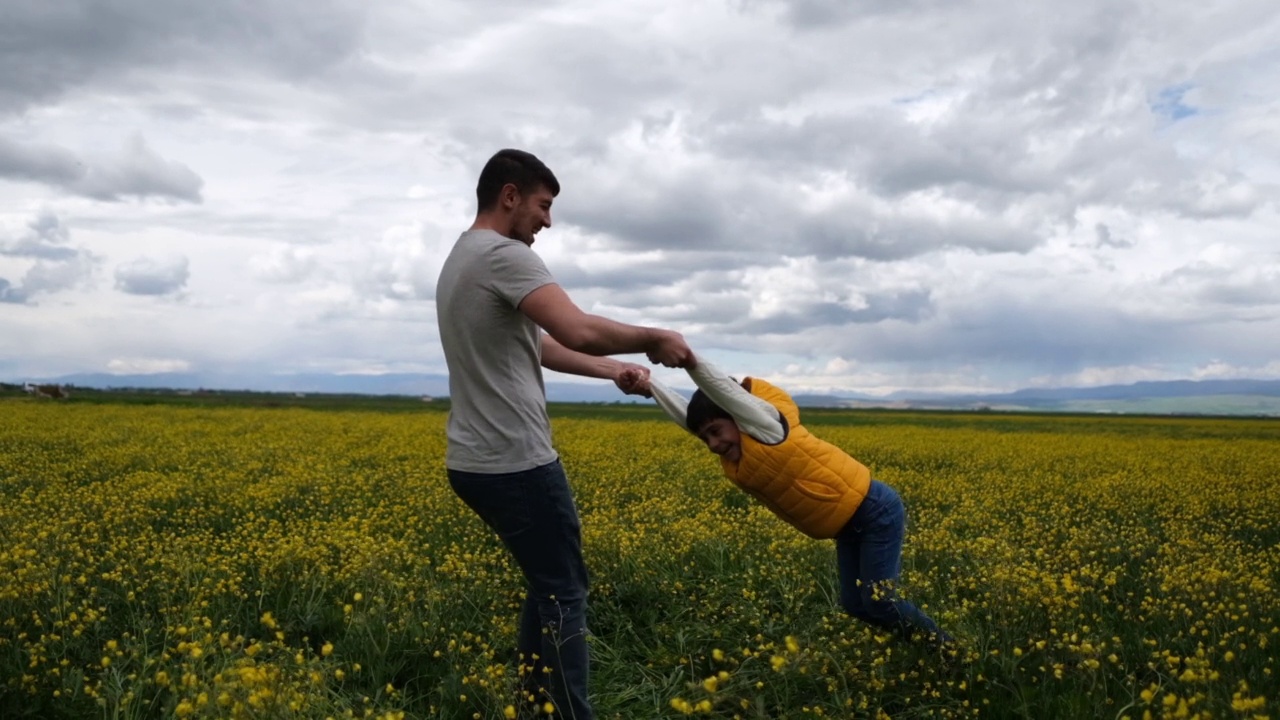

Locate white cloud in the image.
[249,245,318,284]
[107,357,192,374]
[0,211,75,259]
[0,211,98,303]
[114,255,190,296]
[0,0,1278,392]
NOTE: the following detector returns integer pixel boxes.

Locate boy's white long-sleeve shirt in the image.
[648,355,786,444]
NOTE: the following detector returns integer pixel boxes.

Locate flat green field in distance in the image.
[2,397,1277,719]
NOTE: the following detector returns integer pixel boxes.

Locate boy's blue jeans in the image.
[836,480,951,645]
[448,459,594,720]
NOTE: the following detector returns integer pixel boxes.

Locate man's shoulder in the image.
[466,230,542,262]
[460,228,525,247]
[446,230,534,269]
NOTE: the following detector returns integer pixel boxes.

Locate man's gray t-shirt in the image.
[435,229,557,473]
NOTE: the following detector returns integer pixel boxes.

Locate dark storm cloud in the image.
[794,210,1042,260]
[0,212,75,260]
[0,256,98,304]
[559,175,733,252]
[1093,223,1133,249]
[0,277,26,304]
[2,0,1276,387]
[531,3,1213,262]
[1161,261,1280,308]
[728,289,934,335]
[737,0,953,28]
[707,110,1060,199]
[20,254,98,298]
[0,135,203,203]
[0,0,366,114]
[73,137,204,203]
[113,256,190,296]
[757,288,1280,377]
[0,137,84,186]
[560,156,1044,262]
[551,252,732,293]
[0,212,99,303]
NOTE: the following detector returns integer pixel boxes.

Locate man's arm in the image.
[520,283,692,367]
[541,335,651,393]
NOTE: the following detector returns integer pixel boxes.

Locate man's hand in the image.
[646,329,695,368]
[613,363,652,397]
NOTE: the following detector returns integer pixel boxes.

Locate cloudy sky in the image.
[2,0,1278,395]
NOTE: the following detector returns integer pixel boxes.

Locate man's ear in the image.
[500,183,521,210]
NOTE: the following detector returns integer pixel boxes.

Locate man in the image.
[435,148,692,718]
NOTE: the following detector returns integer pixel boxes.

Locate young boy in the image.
[634,355,952,648]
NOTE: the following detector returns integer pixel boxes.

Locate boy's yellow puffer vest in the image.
[720,378,871,539]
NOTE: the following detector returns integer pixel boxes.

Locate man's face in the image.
[696,418,742,463]
[507,184,554,245]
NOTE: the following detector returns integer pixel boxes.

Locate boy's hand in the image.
[614,363,652,397]
[646,329,694,368]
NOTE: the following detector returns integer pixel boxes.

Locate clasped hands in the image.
[612,329,696,398]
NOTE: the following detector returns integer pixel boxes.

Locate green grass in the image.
[4,397,1279,719]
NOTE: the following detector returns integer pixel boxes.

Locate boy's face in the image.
[696,418,742,463]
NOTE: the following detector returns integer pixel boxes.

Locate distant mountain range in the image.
[13,372,1280,415]
[793,378,1280,415]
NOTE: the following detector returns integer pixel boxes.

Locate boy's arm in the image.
[646,377,691,430]
[687,356,786,444]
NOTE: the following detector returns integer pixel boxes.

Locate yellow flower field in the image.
[1,399,1277,719]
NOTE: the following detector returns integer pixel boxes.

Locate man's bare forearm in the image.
[541,334,625,378]
[518,283,691,367]
[555,314,660,357]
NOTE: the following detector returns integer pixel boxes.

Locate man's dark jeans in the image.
[448,459,594,719]
[836,480,951,646]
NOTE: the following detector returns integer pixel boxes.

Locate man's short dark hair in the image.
[475,149,560,212]
[686,388,734,435]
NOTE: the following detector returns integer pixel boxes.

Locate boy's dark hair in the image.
[475,149,560,212]
[686,388,734,435]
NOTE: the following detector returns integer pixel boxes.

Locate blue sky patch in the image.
[1152,83,1198,121]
